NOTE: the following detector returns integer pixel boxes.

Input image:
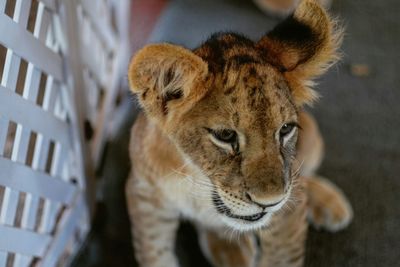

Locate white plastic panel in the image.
[0,0,130,266]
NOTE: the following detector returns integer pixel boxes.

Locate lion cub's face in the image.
[175,59,298,229]
[129,0,341,230]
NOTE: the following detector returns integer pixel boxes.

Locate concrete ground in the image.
[73,0,400,266]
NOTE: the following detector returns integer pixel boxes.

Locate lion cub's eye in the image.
[212,129,237,143]
[206,128,239,153]
[279,123,296,138]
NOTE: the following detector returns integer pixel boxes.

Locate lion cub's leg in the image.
[197,227,257,267]
[126,173,180,267]
[257,185,308,267]
[306,176,353,232]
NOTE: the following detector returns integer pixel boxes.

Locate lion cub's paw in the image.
[306,176,353,232]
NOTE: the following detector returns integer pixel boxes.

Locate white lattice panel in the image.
[0,0,131,266]
[73,0,131,165]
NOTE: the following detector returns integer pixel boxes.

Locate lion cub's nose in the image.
[245,192,285,209]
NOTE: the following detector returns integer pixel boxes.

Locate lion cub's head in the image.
[128,0,342,230]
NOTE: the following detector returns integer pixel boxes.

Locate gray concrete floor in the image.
[73,0,400,266]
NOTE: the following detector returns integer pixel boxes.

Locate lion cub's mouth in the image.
[212,190,267,222]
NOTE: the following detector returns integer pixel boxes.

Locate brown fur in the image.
[257,0,343,105]
[126,1,351,267]
[199,229,257,267]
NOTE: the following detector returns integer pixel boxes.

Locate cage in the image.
[0,0,131,266]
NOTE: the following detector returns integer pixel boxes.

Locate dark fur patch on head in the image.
[201,37,225,72]
[211,32,254,48]
[249,66,257,76]
[232,112,239,127]
[195,32,259,73]
[224,86,236,95]
[231,55,260,65]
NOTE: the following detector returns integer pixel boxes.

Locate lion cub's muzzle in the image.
[212,183,288,225]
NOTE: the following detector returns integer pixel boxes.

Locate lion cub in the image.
[126,1,352,266]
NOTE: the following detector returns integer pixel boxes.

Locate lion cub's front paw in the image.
[306,176,353,232]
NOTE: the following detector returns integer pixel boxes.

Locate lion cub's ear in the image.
[128,43,208,123]
[257,0,343,106]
